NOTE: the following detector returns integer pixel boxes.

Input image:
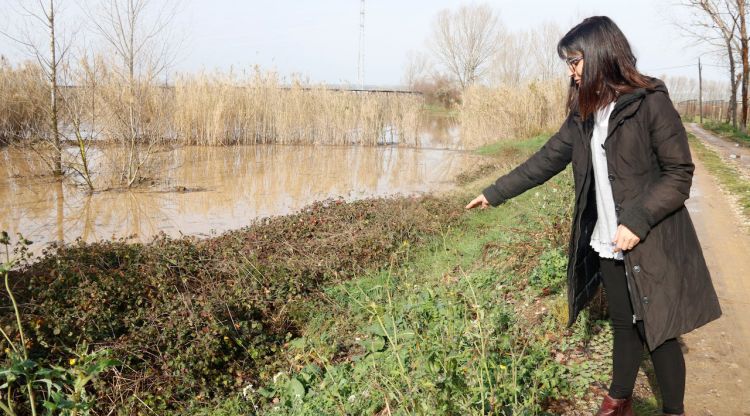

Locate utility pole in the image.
[358,0,365,89]
[699,57,703,124]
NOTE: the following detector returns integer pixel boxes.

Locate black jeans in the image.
[598,257,685,415]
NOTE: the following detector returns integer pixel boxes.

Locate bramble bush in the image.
[2,195,464,414]
[529,249,568,294]
[0,233,119,416]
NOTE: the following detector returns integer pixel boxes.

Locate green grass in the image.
[688,132,750,220]
[422,103,460,118]
[474,135,550,157]
[701,119,750,147]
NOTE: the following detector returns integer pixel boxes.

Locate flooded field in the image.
[0,120,485,254]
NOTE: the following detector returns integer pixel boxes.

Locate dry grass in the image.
[0,60,49,143]
[1,61,425,147]
[460,79,568,148]
[172,69,424,146]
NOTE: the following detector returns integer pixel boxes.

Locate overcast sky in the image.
[0,0,729,86]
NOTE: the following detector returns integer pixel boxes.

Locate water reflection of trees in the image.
[1,143,486,252]
[417,114,460,149]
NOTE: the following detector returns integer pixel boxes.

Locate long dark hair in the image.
[557,16,654,120]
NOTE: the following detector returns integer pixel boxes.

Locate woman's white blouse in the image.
[589,100,623,260]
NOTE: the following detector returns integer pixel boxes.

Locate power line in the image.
[643,63,730,72]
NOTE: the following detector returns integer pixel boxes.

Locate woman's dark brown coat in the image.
[482,77,722,351]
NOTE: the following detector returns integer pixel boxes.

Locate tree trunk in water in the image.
[49,0,61,176]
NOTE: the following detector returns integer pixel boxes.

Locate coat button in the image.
[608,174,615,182]
[618,119,625,125]
[642,296,649,304]
[615,204,622,212]
[633,265,641,273]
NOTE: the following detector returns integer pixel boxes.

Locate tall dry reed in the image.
[172,69,424,146]
[2,62,424,148]
[0,60,48,143]
[460,79,568,148]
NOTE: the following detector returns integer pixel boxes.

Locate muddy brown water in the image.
[1,135,488,257]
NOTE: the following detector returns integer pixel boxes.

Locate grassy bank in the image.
[2,135,666,415]
[688,132,750,221]
[700,120,750,147]
[2,195,461,414]
[191,136,628,415]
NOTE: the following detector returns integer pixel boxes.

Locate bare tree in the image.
[489,29,530,85]
[663,74,700,103]
[87,0,180,187]
[402,50,434,89]
[59,50,103,191]
[429,3,502,89]
[1,0,74,176]
[737,0,749,131]
[486,21,564,86]
[527,22,565,82]
[45,0,62,176]
[677,0,743,128]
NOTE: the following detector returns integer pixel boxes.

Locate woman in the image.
[465,16,721,416]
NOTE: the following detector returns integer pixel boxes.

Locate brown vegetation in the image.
[3,194,463,414]
[172,70,423,146]
[0,59,48,143]
[1,63,425,149]
[460,79,568,147]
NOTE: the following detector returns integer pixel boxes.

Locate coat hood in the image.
[572,76,669,123]
[611,76,668,116]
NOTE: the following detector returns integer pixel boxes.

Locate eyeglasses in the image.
[566,55,583,69]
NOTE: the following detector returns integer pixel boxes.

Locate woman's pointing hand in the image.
[465,194,490,210]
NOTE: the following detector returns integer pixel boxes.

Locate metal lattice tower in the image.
[358,0,365,89]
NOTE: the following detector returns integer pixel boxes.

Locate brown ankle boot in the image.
[595,393,634,416]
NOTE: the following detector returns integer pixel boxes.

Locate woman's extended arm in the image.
[479,113,577,207]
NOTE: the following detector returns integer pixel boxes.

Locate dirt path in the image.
[687,123,750,177]
[678,130,750,416]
